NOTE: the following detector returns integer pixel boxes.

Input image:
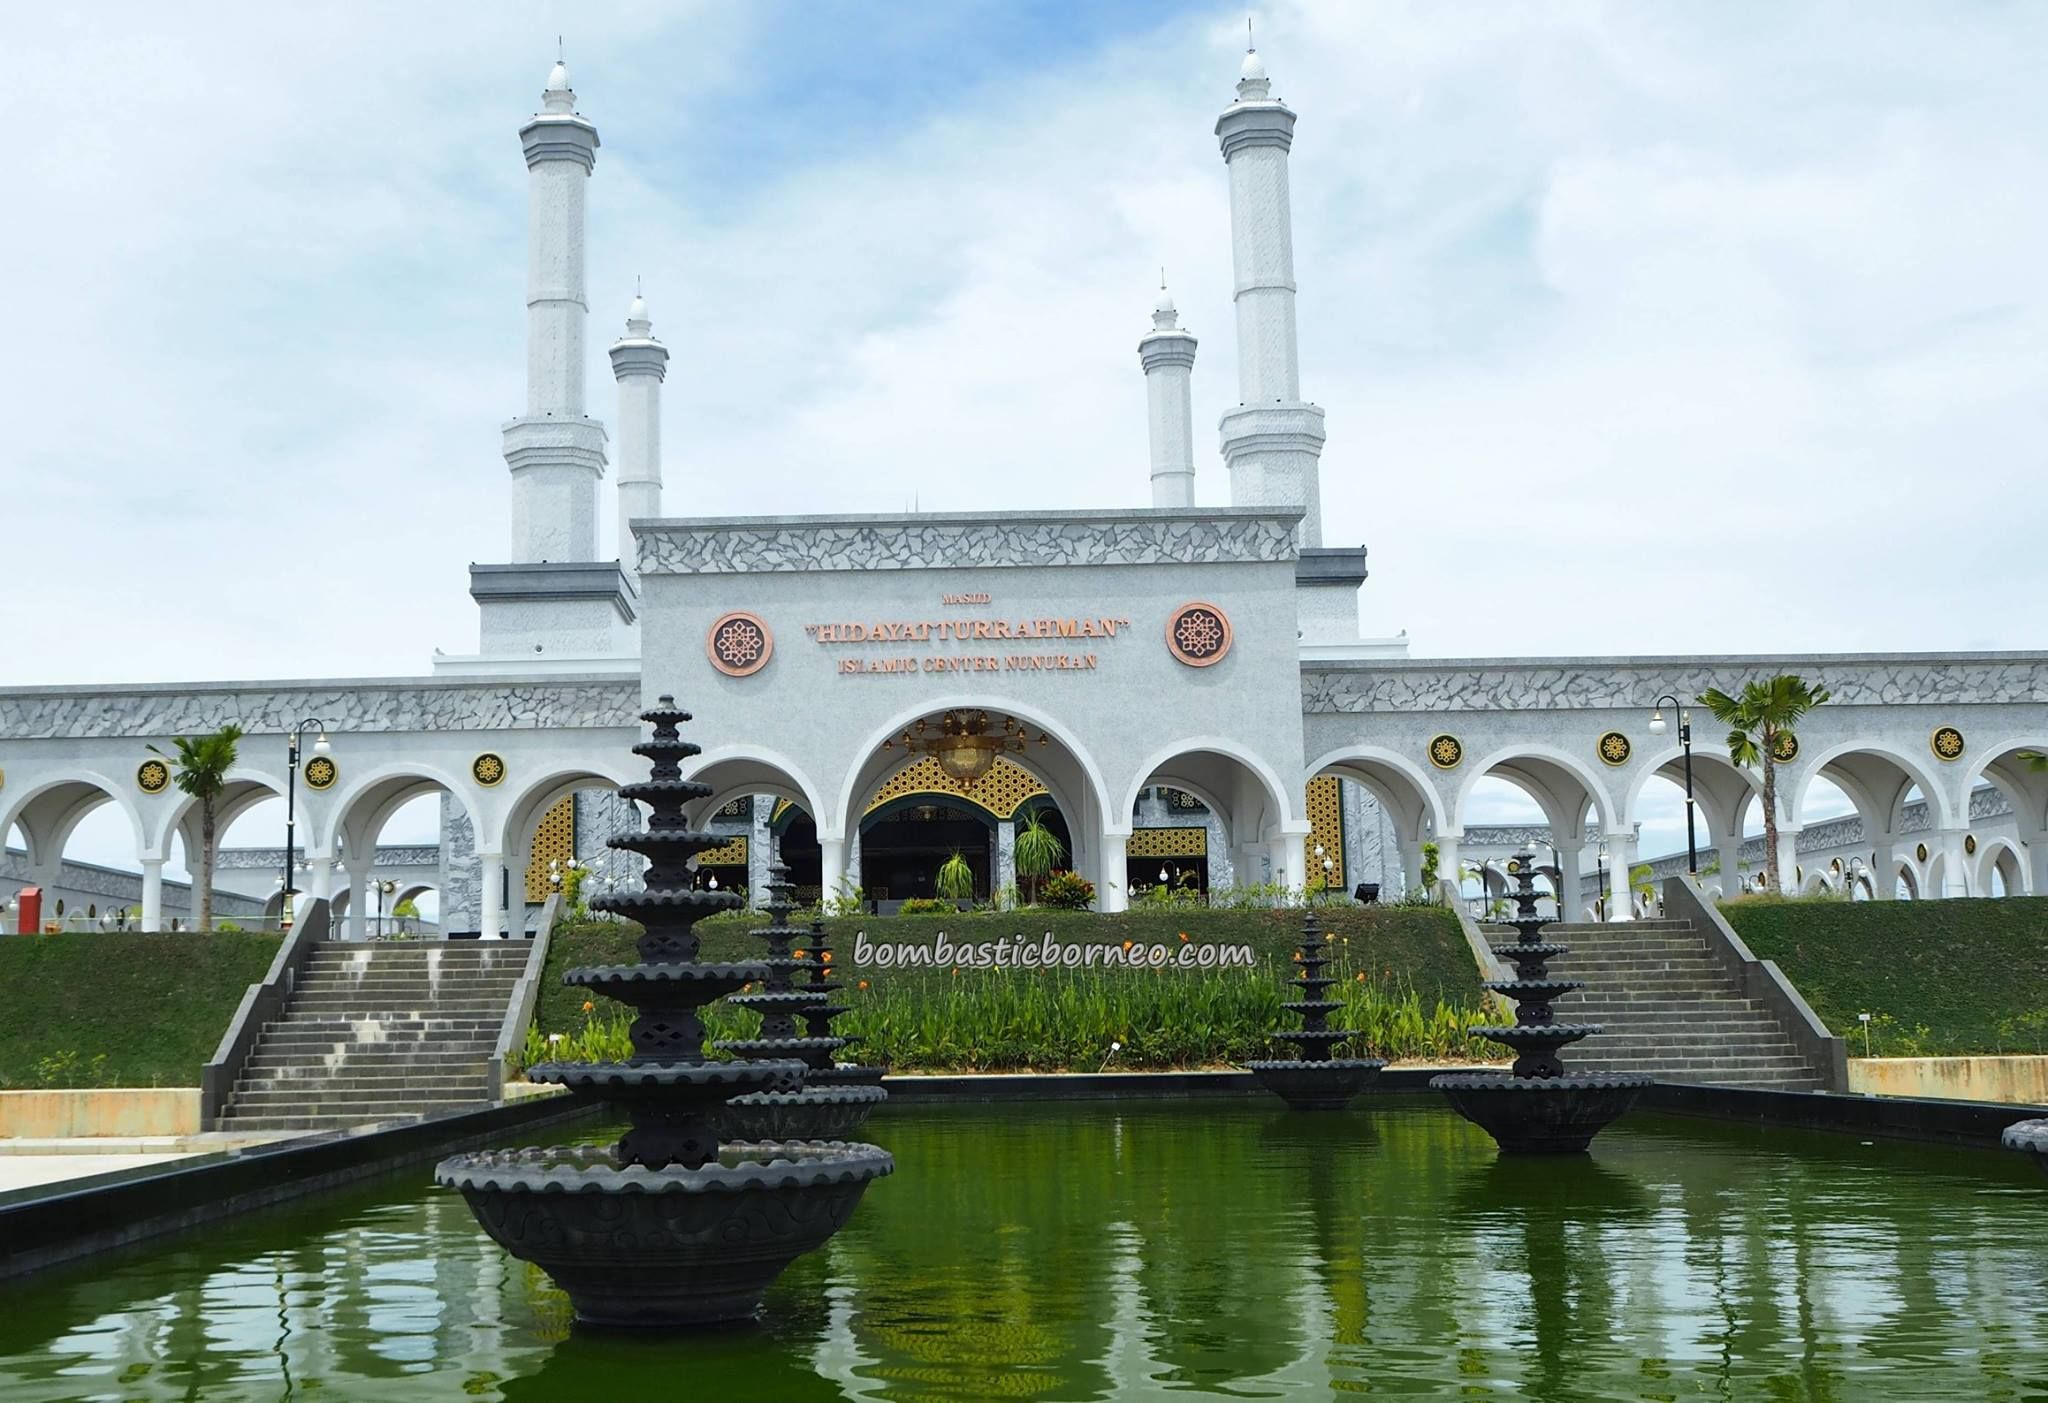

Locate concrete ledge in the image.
[1641,1080,2048,1151]
[876,1066,1487,1103]
[0,1089,200,1139]
[0,1096,599,1282]
[1849,1056,2048,1106]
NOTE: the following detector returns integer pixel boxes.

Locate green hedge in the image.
[1724,896,2048,1056]
[0,932,281,1088]
[535,906,1480,1046]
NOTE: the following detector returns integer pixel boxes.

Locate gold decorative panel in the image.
[524,795,576,902]
[1129,826,1208,859]
[697,835,748,867]
[772,798,794,825]
[1305,774,1345,891]
[863,756,1048,821]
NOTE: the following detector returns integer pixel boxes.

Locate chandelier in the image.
[886,709,1043,788]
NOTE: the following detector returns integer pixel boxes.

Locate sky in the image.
[6,0,2044,874]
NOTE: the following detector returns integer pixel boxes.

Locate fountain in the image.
[713,865,886,1139]
[2006,1119,2047,1176]
[1246,910,1384,1110]
[435,696,892,1327]
[797,916,890,1090]
[1432,851,1647,1153]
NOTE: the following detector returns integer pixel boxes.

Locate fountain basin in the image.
[2004,1118,2048,1176]
[1431,1072,1651,1154]
[436,1142,893,1327]
[714,1084,889,1140]
[1246,1058,1386,1111]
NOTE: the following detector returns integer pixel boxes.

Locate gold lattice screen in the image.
[697,835,748,867]
[1129,826,1208,859]
[863,756,1048,820]
[1305,775,1345,891]
[524,795,577,901]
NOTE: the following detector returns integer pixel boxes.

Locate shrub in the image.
[896,897,957,916]
[1040,871,1095,910]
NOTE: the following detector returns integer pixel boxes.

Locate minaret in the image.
[1138,278,1198,508]
[608,287,668,569]
[505,57,606,562]
[1216,39,1326,546]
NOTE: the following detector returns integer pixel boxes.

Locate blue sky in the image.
[7,0,2046,868]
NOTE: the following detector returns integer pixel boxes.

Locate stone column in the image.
[308,857,335,906]
[1772,826,1802,896]
[1715,836,1746,900]
[996,819,1017,907]
[1868,841,1897,901]
[1099,831,1130,913]
[1431,835,1461,906]
[140,858,165,932]
[479,854,506,940]
[747,797,772,909]
[2021,825,2048,898]
[1552,842,1586,922]
[1935,830,1972,898]
[820,837,848,906]
[346,862,371,941]
[1605,838,1634,922]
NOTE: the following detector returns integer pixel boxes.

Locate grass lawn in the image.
[0,931,280,1088]
[1724,896,2048,1056]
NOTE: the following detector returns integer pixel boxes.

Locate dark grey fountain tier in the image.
[1432,850,1645,1154]
[2004,1119,2048,1177]
[435,695,891,1328]
[1248,910,1385,1111]
[798,918,890,1089]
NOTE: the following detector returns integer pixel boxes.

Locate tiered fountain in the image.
[2005,1119,2047,1176]
[714,866,886,1139]
[435,696,892,1327]
[797,916,889,1091]
[1432,851,1647,1153]
[1246,911,1384,1110]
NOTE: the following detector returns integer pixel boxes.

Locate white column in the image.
[996,819,1017,907]
[346,863,371,942]
[609,291,668,568]
[1215,47,1326,546]
[1099,831,1130,913]
[140,858,165,932]
[1773,826,1802,896]
[2022,827,2048,898]
[1553,842,1586,922]
[1138,287,1198,507]
[505,60,607,564]
[1431,835,1461,907]
[1715,836,1746,901]
[1868,841,1896,901]
[1935,830,1971,899]
[308,857,335,906]
[479,853,506,940]
[820,837,848,906]
[1605,838,1634,922]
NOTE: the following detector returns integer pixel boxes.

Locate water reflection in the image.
[0,1099,2042,1400]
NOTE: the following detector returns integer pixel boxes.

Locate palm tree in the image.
[1699,677,1829,894]
[149,724,244,932]
[1012,806,1067,906]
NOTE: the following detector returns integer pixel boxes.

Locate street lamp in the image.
[374,878,398,939]
[1647,695,1698,875]
[282,717,333,928]
[1596,838,1610,920]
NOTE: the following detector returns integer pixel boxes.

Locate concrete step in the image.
[246,1051,492,1070]
[237,1072,491,1092]
[1573,1055,1814,1073]
[1585,1034,1797,1051]
[292,978,523,994]
[216,1112,436,1131]
[228,1088,487,1108]
[264,1017,501,1031]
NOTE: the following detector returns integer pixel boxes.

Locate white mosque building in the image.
[5,47,2046,938]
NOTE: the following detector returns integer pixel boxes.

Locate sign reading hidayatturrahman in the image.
[798,595,1137,678]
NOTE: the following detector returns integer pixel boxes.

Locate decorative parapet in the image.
[216,845,440,871]
[637,508,1302,576]
[1302,654,2048,713]
[0,678,639,741]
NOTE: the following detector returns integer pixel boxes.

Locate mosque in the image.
[4,47,2045,938]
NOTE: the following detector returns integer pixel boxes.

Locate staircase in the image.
[218,941,525,1132]
[1492,919,1824,1091]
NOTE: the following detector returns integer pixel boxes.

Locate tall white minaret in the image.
[505,57,606,562]
[608,287,668,569]
[1215,38,1326,546]
[1138,278,1198,508]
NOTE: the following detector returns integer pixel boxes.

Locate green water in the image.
[1,1098,2043,1401]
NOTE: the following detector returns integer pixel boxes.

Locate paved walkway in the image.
[0,1131,298,1195]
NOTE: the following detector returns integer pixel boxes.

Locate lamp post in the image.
[1647,695,1698,876]
[374,878,398,939]
[282,718,332,929]
[1596,838,1610,920]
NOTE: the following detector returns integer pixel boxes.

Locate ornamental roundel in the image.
[1596,731,1632,767]
[1428,734,1464,770]
[1930,726,1965,762]
[136,758,171,795]
[303,755,339,791]
[1964,833,1978,856]
[707,610,774,678]
[472,752,507,788]
[1165,601,1233,668]
[1770,731,1799,764]
[1916,842,1929,863]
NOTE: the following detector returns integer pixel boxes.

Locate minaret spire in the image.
[1138,276,1198,508]
[1215,35,1326,545]
[610,286,669,570]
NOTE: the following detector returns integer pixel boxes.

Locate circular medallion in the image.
[707,611,774,678]
[1770,731,1799,764]
[1916,842,1929,863]
[1165,602,1233,668]
[1930,726,1965,762]
[1428,734,1464,770]
[1505,858,1521,875]
[1965,833,1978,856]
[1596,731,1632,767]
[472,753,507,788]
[304,755,339,791]
[137,758,171,794]
[0,765,6,792]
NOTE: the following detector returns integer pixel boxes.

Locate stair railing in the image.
[1661,875,1849,1092]
[488,893,561,1101]
[200,898,331,1129]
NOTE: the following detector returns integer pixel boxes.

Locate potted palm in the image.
[1012,807,1065,906]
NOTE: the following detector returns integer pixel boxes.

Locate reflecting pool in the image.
[1,1097,2042,1400]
